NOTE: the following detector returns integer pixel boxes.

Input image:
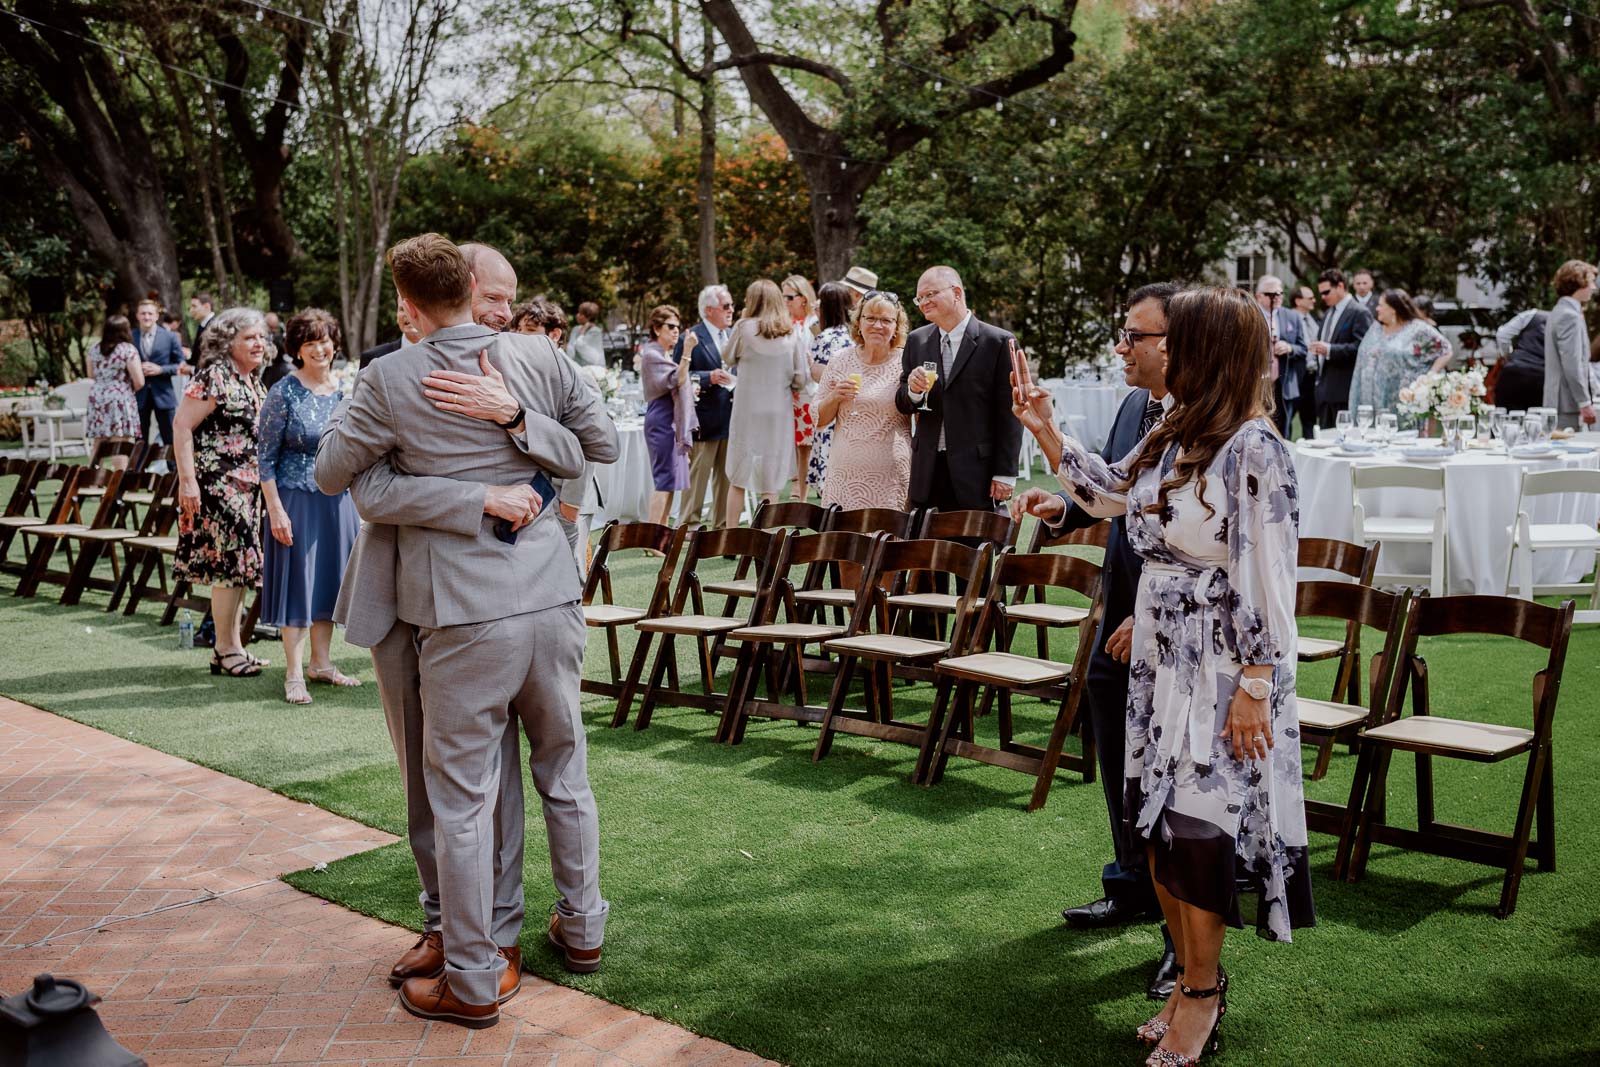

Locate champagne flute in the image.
[918,361,938,413]
[1335,409,1353,443]
[847,372,862,417]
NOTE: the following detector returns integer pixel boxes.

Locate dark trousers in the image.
[1494,364,1545,413]
[138,394,174,448]
[916,451,999,514]
[1083,655,1155,908]
[1296,366,1318,438]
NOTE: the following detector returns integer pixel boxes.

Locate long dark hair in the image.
[1121,286,1274,519]
[1379,288,1420,324]
[817,282,851,331]
[100,314,133,352]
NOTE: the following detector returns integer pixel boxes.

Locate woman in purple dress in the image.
[641,304,697,526]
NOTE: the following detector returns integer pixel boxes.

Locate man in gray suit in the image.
[316,234,618,1028]
[1543,259,1597,430]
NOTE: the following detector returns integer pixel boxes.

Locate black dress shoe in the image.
[1146,945,1180,1001]
[1060,896,1151,928]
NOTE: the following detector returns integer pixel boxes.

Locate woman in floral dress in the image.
[1347,289,1451,412]
[1014,287,1311,1067]
[84,314,145,462]
[806,283,853,496]
[815,292,912,508]
[173,308,270,678]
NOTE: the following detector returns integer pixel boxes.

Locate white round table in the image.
[1041,378,1132,451]
[1292,440,1600,595]
[585,421,652,527]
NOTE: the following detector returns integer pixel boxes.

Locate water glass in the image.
[1356,405,1375,437]
[1457,414,1476,446]
[1489,409,1507,443]
[1523,413,1546,446]
[1335,409,1353,442]
[1377,412,1398,443]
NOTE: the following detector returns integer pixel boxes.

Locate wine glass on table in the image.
[918,361,938,413]
[1335,409,1353,443]
[1377,412,1398,445]
[1356,404,1375,440]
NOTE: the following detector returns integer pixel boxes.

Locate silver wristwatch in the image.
[1240,677,1272,701]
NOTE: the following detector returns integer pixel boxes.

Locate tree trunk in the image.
[695,17,718,286]
[803,161,869,282]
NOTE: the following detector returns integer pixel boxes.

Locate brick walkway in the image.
[0,697,777,1066]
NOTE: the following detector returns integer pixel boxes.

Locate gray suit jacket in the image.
[316,323,618,636]
[1543,296,1593,417]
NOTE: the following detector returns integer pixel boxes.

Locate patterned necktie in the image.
[1139,397,1163,438]
[142,331,153,358]
[936,332,955,450]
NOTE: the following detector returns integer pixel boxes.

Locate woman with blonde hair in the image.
[723,278,808,527]
[816,291,912,508]
[783,274,820,499]
[1013,286,1311,1067]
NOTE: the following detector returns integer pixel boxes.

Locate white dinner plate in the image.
[1399,448,1452,462]
[1510,448,1559,460]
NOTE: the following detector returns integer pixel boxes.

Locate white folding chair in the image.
[1351,464,1447,597]
[1506,468,1600,619]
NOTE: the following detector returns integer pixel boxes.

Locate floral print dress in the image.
[806,325,852,492]
[174,361,266,588]
[85,341,142,440]
[1348,319,1450,413]
[1055,419,1313,942]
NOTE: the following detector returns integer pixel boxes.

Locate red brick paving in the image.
[0,697,779,1066]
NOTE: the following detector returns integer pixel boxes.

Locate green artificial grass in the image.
[1,473,1596,1065]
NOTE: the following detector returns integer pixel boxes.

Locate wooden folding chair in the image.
[617,525,787,731]
[917,551,1104,809]
[1340,594,1574,917]
[891,508,1015,656]
[828,507,916,538]
[1009,517,1108,662]
[0,462,70,567]
[13,467,126,599]
[58,473,176,606]
[705,500,834,668]
[1296,537,1378,707]
[1294,582,1411,804]
[789,507,913,633]
[579,520,684,703]
[811,538,993,764]
[109,490,182,616]
[717,530,884,744]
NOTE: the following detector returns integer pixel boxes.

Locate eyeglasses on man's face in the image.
[1116,328,1166,346]
[913,285,954,306]
[1261,290,1283,300]
[1317,287,1332,298]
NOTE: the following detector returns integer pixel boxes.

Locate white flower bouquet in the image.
[1396,366,1488,423]
[583,363,622,401]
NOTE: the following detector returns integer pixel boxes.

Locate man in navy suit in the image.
[132,298,186,446]
[1011,281,1181,1000]
[674,284,736,528]
[1254,276,1307,437]
[1310,268,1374,428]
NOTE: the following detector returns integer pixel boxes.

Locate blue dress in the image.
[256,375,359,627]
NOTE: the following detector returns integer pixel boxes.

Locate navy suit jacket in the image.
[1051,387,1149,691]
[672,321,733,442]
[1315,300,1374,411]
[132,326,185,411]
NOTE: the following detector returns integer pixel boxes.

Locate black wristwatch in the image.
[495,405,525,430]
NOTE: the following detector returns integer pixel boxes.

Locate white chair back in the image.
[1353,464,1444,493]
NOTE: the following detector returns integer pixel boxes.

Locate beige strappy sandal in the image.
[284,676,312,704]
[306,665,362,687]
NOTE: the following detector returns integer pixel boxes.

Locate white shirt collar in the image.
[939,310,973,351]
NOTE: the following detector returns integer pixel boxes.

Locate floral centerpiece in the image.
[1396,366,1488,428]
[583,363,622,401]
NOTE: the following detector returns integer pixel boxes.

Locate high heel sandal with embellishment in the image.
[1144,968,1226,1066]
[1137,966,1181,1046]
[210,650,263,677]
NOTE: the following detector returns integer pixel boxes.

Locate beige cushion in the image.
[1360,517,1436,540]
[1297,697,1367,731]
[703,578,759,597]
[729,622,846,643]
[1362,715,1533,758]
[887,592,960,613]
[1007,602,1089,627]
[1297,636,1345,658]
[69,527,135,542]
[635,613,745,635]
[937,651,1069,686]
[123,491,155,505]
[794,587,858,606]
[0,517,45,529]
[24,523,88,538]
[124,536,178,552]
[584,604,646,626]
[824,634,949,659]
[75,487,107,498]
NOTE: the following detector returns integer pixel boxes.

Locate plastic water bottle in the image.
[178,610,195,650]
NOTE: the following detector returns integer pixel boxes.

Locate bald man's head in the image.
[460,242,518,331]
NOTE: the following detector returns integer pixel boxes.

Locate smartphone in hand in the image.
[492,471,558,545]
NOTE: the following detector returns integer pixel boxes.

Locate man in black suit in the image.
[188,293,215,353]
[132,298,185,446]
[1351,268,1379,315]
[1011,282,1180,1000]
[895,266,1021,511]
[675,284,736,528]
[360,300,420,368]
[1310,268,1374,428]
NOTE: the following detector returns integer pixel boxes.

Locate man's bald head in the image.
[914,265,967,330]
[460,242,518,331]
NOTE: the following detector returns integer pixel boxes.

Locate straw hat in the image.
[840,266,878,296]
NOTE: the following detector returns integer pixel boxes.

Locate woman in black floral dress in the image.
[172,308,271,677]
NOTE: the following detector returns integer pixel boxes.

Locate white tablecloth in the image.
[1292,441,1600,595]
[585,422,651,527]
[1041,378,1132,451]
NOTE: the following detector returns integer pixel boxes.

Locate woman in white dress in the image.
[1013,286,1311,1067]
[723,278,807,528]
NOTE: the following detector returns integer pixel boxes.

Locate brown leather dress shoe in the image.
[497,945,522,1004]
[399,974,499,1029]
[547,912,602,974]
[389,931,444,987]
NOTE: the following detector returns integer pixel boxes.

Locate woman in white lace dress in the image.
[1014,286,1311,1067]
[815,291,911,509]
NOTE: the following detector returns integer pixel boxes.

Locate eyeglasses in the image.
[1116,328,1166,346]
[1317,288,1332,298]
[717,302,734,310]
[782,292,801,300]
[913,285,953,306]
[862,316,897,328]
[1261,291,1284,299]
[662,323,682,330]
[863,289,900,305]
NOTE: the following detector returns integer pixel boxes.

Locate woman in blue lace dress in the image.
[1347,289,1451,412]
[1014,287,1311,1067]
[257,309,361,704]
[805,283,854,496]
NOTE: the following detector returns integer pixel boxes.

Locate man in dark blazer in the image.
[674,284,736,528]
[895,266,1022,510]
[188,293,215,353]
[132,298,185,446]
[1351,268,1379,315]
[1011,281,1179,1000]
[360,300,420,368]
[1310,268,1374,428]
[1255,276,1307,437]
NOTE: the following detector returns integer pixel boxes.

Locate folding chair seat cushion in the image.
[75,486,107,498]
[729,622,846,643]
[1361,716,1534,760]
[703,578,759,597]
[1360,517,1435,540]
[824,633,949,659]
[1523,523,1600,548]
[1297,697,1367,732]
[1297,635,1345,658]
[886,592,960,612]
[122,491,156,505]
[937,651,1071,686]
[793,587,858,606]
[584,604,647,625]
[635,613,746,635]
[70,527,137,543]
[0,516,46,529]
[1007,602,1089,626]
[23,523,89,538]
[125,536,178,552]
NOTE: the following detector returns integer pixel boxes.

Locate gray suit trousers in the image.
[369,619,524,939]
[418,601,606,1006]
[686,438,730,529]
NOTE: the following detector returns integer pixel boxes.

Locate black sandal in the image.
[1145,971,1226,1066]
[211,651,263,677]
